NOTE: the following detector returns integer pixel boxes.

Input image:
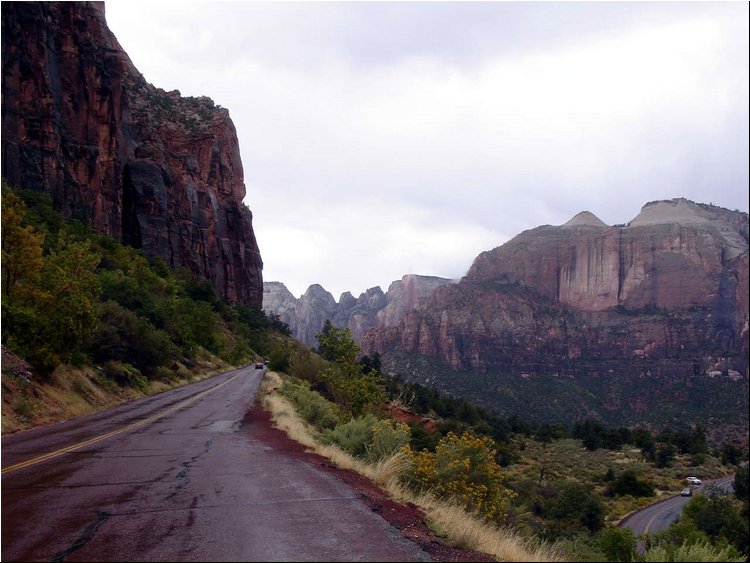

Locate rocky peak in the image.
[629,198,747,260]
[562,211,608,228]
[263,282,297,317]
[338,291,357,309]
[630,198,717,227]
[262,275,454,347]
[1,1,263,306]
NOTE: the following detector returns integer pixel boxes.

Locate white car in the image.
[686,476,702,485]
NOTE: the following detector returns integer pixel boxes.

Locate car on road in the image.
[686,476,702,485]
[254,362,264,369]
[680,487,693,497]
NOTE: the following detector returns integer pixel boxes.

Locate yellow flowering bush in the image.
[366,418,411,462]
[406,431,516,522]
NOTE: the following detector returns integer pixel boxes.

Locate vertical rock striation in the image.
[263,275,454,347]
[1,1,263,306]
[361,200,748,428]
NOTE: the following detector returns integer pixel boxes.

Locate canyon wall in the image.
[1,1,263,306]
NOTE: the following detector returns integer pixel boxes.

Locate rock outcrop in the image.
[1,1,263,306]
[362,200,749,429]
[263,275,454,347]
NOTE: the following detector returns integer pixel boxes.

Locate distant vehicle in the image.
[680,487,693,497]
[686,477,702,485]
[255,362,264,369]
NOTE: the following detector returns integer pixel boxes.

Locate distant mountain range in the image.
[263,275,454,346]
[266,198,749,436]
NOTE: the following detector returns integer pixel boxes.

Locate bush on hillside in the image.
[280,377,342,430]
[641,540,745,562]
[598,527,636,562]
[366,418,411,462]
[606,470,654,498]
[91,301,176,376]
[406,431,516,522]
[320,414,378,456]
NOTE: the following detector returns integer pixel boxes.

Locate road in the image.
[620,475,736,536]
[1,365,430,562]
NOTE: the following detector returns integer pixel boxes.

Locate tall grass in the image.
[260,371,564,562]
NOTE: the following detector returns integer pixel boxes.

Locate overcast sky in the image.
[106,1,749,300]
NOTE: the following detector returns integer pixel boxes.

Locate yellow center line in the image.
[2,374,239,476]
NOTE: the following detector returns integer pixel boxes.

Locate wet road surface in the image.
[1,366,430,562]
[620,475,736,536]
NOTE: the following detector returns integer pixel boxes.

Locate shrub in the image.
[102,361,149,392]
[288,347,328,383]
[546,482,605,533]
[597,527,636,562]
[366,419,411,462]
[606,470,654,497]
[320,414,378,456]
[268,344,291,372]
[735,465,748,501]
[91,301,175,376]
[280,378,342,430]
[13,393,37,419]
[406,431,516,522]
[641,540,745,562]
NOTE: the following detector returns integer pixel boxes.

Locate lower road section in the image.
[621,475,736,536]
[1,366,429,562]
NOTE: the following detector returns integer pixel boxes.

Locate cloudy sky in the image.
[106,1,749,300]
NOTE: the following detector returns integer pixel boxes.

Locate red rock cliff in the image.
[1,1,263,306]
[364,200,749,377]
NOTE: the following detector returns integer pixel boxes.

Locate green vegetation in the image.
[264,322,748,562]
[381,349,749,444]
[1,181,291,429]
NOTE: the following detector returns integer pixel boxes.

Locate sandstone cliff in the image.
[362,199,749,429]
[1,1,263,306]
[263,275,454,347]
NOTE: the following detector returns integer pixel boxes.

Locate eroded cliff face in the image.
[1,1,263,306]
[468,200,747,314]
[263,275,454,347]
[362,200,749,427]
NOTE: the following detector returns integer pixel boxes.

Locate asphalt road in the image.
[620,474,736,536]
[1,365,430,562]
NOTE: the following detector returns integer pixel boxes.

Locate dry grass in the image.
[260,371,565,562]
[2,354,237,435]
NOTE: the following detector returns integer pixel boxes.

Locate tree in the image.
[1,185,44,300]
[607,470,655,497]
[734,465,748,502]
[316,323,358,364]
[721,444,743,466]
[318,361,386,417]
[39,237,102,364]
[655,443,677,468]
[547,482,605,533]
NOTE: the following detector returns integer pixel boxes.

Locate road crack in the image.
[165,437,215,500]
[50,511,111,562]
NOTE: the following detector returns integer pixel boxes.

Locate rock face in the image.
[263,275,454,347]
[469,200,747,313]
[377,275,456,328]
[1,2,263,306]
[362,199,749,429]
